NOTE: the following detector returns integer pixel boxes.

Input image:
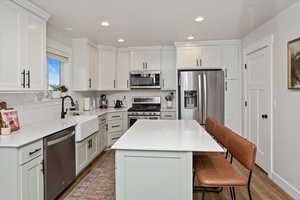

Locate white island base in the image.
[115,150,192,200]
[112,120,223,200]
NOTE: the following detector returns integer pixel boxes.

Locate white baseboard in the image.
[271,171,300,199]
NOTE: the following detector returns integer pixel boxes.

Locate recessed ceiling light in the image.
[101,21,110,27]
[195,16,205,22]
[118,38,125,43]
[64,27,73,31]
[187,36,195,40]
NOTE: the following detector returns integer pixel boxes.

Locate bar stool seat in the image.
[194,154,247,187]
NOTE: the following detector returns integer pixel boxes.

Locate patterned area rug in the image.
[65,151,115,200]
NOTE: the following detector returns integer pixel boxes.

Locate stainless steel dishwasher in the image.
[43,126,76,200]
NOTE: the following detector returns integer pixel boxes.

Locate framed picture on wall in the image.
[288,38,300,89]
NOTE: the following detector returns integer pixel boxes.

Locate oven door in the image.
[128,116,161,128]
[130,72,160,88]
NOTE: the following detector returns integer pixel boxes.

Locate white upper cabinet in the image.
[98,46,117,90]
[0,1,48,91]
[161,47,176,90]
[72,39,98,90]
[130,47,161,71]
[116,49,130,90]
[24,12,46,90]
[176,46,221,68]
[201,46,221,67]
[176,47,201,68]
[0,1,23,90]
[221,45,240,79]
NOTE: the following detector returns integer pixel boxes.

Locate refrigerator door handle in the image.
[198,74,204,124]
[203,72,208,123]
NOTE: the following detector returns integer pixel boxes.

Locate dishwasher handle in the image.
[47,131,75,146]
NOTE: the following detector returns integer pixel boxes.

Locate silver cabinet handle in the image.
[89,78,92,88]
[225,81,228,91]
[112,125,120,128]
[146,62,148,69]
[225,68,228,78]
[199,59,202,67]
[112,115,120,118]
[196,59,199,67]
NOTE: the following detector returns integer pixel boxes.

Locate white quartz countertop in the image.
[111,120,224,152]
[0,107,127,148]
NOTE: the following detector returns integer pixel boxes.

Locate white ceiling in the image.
[30,0,299,46]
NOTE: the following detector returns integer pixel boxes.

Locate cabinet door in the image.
[176,47,201,68]
[130,50,145,71]
[144,49,161,70]
[161,48,176,90]
[116,50,130,90]
[89,45,98,90]
[99,48,116,90]
[87,134,98,161]
[0,2,23,90]
[20,156,43,200]
[222,45,240,79]
[225,79,241,133]
[76,141,88,174]
[25,12,46,90]
[201,46,221,67]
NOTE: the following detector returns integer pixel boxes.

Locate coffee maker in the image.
[100,94,108,109]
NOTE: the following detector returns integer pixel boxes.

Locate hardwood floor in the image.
[58,151,293,200]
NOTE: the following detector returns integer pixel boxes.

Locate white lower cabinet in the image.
[0,139,44,200]
[225,79,241,133]
[76,132,100,175]
[161,111,176,120]
[106,112,128,146]
[20,156,44,200]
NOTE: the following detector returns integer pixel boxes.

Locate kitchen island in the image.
[111,120,224,200]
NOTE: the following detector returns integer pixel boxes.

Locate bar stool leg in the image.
[233,187,236,200]
[202,192,205,200]
[229,187,234,200]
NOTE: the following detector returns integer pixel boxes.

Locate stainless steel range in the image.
[128,97,161,127]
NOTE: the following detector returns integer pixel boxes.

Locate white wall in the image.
[243,2,300,198]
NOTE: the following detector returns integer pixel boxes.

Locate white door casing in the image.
[244,39,272,173]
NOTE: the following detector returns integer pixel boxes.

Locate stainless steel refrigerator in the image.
[178,69,224,125]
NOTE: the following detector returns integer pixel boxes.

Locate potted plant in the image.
[50,85,68,98]
[165,92,174,108]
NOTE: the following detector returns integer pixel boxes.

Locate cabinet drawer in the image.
[107,120,122,132]
[98,114,107,125]
[107,112,123,121]
[108,132,123,146]
[161,112,176,120]
[19,140,43,165]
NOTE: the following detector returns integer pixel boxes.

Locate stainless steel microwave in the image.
[130,71,160,89]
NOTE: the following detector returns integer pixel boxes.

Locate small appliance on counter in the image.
[83,97,91,111]
[100,95,108,109]
[114,100,123,108]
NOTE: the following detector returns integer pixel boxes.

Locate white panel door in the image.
[176,47,201,68]
[201,46,221,67]
[225,79,241,133]
[89,45,98,90]
[0,1,23,90]
[130,50,144,71]
[20,156,44,200]
[25,12,46,90]
[161,48,176,90]
[99,48,116,90]
[245,46,271,172]
[222,45,240,79]
[143,49,161,70]
[116,49,130,90]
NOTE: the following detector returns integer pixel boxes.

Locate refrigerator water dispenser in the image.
[184,91,197,108]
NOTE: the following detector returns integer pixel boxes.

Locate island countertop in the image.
[111,120,224,152]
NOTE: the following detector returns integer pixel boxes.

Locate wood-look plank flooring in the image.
[58,151,293,200]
